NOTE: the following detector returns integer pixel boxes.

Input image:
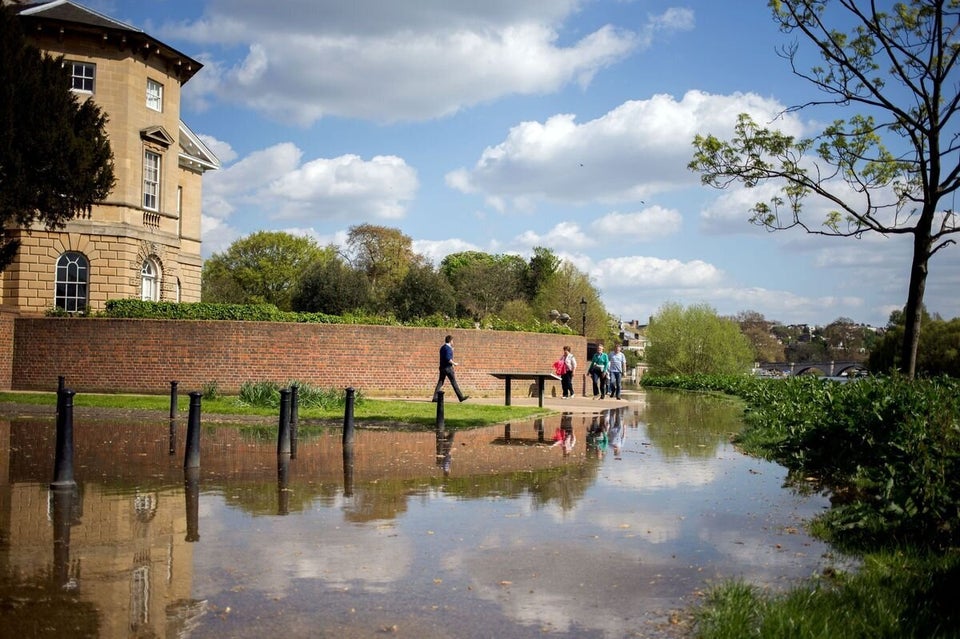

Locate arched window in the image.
[141,258,160,301]
[55,252,89,313]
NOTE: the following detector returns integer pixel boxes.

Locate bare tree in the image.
[690,0,960,378]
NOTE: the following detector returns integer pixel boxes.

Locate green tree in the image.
[525,247,561,301]
[292,256,371,315]
[346,224,417,309]
[388,262,455,321]
[440,251,526,319]
[689,1,960,379]
[201,231,329,309]
[532,262,609,338]
[0,4,115,271]
[736,310,786,362]
[645,302,754,375]
[869,306,960,376]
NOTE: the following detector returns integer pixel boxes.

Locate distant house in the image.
[4,0,219,314]
[618,319,649,357]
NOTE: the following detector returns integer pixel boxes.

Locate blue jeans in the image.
[608,371,622,399]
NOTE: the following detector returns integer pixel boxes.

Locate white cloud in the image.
[591,206,682,240]
[160,0,671,124]
[447,90,804,209]
[595,255,724,289]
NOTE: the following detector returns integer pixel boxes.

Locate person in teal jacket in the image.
[588,344,609,399]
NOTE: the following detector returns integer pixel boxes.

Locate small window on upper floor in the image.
[68,61,95,93]
[146,78,163,111]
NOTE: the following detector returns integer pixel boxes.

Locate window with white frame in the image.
[67,61,95,93]
[55,252,89,313]
[146,78,163,111]
[141,259,160,301]
[143,150,160,210]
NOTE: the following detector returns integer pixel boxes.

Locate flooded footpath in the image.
[0,389,852,638]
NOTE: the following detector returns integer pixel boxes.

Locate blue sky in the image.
[85,0,959,327]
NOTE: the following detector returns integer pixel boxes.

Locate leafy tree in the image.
[870,306,960,376]
[388,262,455,321]
[0,4,115,271]
[201,231,330,309]
[292,256,371,315]
[736,310,786,362]
[645,302,754,375]
[346,224,417,309]
[524,246,561,300]
[533,261,609,338]
[689,1,960,378]
[440,251,526,319]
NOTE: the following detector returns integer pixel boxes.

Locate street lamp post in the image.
[579,297,587,336]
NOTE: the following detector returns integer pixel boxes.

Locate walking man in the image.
[608,343,626,400]
[432,335,469,402]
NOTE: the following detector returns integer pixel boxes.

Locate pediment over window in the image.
[141,126,175,148]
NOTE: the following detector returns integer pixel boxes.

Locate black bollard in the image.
[169,381,179,420]
[277,453,290,516]
[184,392,202,469]
[278,388,292,455]
[435,390,445,432]
[184,466,200,542]
[342,387,356,448]
[51,389,76,489]
[289,385,299,459]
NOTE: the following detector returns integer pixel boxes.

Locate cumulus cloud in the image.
[157,0,693,124]
[591,206,683,240]
[446,90,803,210]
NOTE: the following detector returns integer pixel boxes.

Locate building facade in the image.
[4,1,218,315]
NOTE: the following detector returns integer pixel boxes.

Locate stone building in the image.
[4,0,218,314]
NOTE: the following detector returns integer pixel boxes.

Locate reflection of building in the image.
[1,476,199,637]
[5,1,219,314]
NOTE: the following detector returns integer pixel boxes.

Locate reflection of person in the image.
[561,345,577,398]
[436,430,455,475]
[608,344,626,400]
[608,409,625,459]
[552,414,576,455]
[589,344,609,399]
[586,413,608,458]
[432,335,468,402]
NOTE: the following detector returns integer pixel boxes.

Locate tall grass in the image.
[237,380,364,410]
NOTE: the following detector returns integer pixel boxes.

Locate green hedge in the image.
[67,300,573,335]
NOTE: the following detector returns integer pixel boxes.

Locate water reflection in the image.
[0,390,850,639]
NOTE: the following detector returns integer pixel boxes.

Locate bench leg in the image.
[537,377,544,408]
[505,378,512,406]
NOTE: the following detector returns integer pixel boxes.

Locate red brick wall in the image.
[9,318,585,397]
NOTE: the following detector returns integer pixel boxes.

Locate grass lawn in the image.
[0,391,551,430]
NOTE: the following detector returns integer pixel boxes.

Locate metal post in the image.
[51,389,76,489]
[51,484,78,589]
[290,384,299,459]
[184,392,202,469]
[57,375,65,392]
[169,381,179,420]
[342,387,355,448]
[342,445,355,497]
[168,419,176,456]
[435,390,445,432]
[278,388,291,455]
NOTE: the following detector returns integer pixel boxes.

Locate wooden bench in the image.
[488,371,561,407]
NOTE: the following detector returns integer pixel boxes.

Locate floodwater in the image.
[0,389,852,639]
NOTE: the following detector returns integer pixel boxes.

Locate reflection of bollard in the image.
[169,381,179,420]
[51,389,76,489]
[290,385,299,459]
[51,484,79,590]
[278,453,290,516]
[536,417,544,443]
[435,390,445,432]
[184,466,200,542]
[278,388,291,455]
[168,419,176,456]
[184,392,202,469]
[342,387,355,448]
[342,446,354,497]
[504,423,511,440]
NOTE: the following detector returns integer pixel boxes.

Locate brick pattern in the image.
[8,317,585,397]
